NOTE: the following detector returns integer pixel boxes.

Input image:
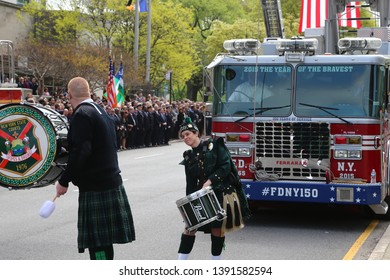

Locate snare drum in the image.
[176,187,226,231]
[0,103,69,189]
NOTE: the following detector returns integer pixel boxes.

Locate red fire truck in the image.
[205,0,390,217]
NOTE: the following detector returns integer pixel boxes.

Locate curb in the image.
[368,225,390,260]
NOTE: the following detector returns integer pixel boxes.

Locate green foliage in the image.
[140,1,199,88]
[204,19,265,63]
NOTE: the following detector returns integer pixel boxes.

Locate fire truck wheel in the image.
[383,196,390,220]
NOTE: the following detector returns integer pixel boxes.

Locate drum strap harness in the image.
[198,140,209,189]
[79,100,103,115]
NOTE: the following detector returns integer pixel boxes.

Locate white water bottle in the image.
[370,169,376,183]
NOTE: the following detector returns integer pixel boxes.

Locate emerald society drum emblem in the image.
[0,104,57,188]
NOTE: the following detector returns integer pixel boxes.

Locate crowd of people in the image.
[23,86,208,151]
[105,94,207,151]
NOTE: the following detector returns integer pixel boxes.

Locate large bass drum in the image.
[0,103,68,189]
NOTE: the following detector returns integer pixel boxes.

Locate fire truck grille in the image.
[255,122,330,180]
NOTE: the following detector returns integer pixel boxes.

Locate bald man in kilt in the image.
[56,77,135,260]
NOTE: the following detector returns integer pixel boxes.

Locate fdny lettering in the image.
[269,187,319,198]
[231,159,245,168]
[337,162,355,172]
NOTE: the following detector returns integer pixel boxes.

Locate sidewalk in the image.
[368,225,390,260]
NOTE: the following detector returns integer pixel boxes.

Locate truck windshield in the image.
[213,64,385,119]
[212,64,293,116]
[295,64,384,118]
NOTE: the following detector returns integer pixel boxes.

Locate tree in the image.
[16,39,107,94]
[176,0,246,39]
[174,0,248,100]
[205,19,264,63]
[140,1,199,98]
[16,40,59,94]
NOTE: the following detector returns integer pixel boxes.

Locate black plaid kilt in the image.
[77,185,136,252]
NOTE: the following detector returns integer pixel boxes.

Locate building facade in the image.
[0,0,33,43]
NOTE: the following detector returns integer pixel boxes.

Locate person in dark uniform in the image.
[174,106,185,139]
[164,105,174,144]
[196,104,205,137]
[119,109,130,150]
[135,103,145,148]
[55,77,136,260]
[151,105,161,146]
[105,106,120,150]
[177,118,249,260]
[145,104,154,147]
[142,104,151,147]
[126,106,137,149]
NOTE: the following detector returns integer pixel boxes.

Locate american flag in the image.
[299,0,361,33]
[106,55,117,108]
[339,2,362,28]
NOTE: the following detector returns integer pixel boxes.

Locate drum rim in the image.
[35,104,69,126]
[0,103,58,188]
[186,216,221,232]
[175,186,214,206]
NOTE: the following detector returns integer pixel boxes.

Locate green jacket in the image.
[180,137,232,196]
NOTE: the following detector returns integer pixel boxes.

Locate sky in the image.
[46,0,71,10]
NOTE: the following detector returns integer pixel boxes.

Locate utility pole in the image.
[134,0,140,72]
[145,0,152,83]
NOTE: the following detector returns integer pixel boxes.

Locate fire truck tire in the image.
[383,196,390,220]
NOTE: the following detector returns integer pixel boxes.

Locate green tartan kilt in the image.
[77,185,136,252]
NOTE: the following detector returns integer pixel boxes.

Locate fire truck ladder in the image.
[261,0,284,39]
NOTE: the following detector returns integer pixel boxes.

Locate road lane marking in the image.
[343,219,379,260]
[134,153,164,159]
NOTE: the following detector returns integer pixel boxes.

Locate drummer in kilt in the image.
[55,77,135,260]
[177,117,250,260]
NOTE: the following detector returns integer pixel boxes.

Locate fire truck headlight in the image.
[334,150,348,158]
[347,150,361,159]
[228,147,238,155]
[334,150,361,159]
[239,147,251,156]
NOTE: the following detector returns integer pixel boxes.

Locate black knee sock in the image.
[89,245,114,260]
[178,234,196,254]
[211,235,225,256]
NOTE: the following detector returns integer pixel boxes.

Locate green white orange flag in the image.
[115,62,125,107]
